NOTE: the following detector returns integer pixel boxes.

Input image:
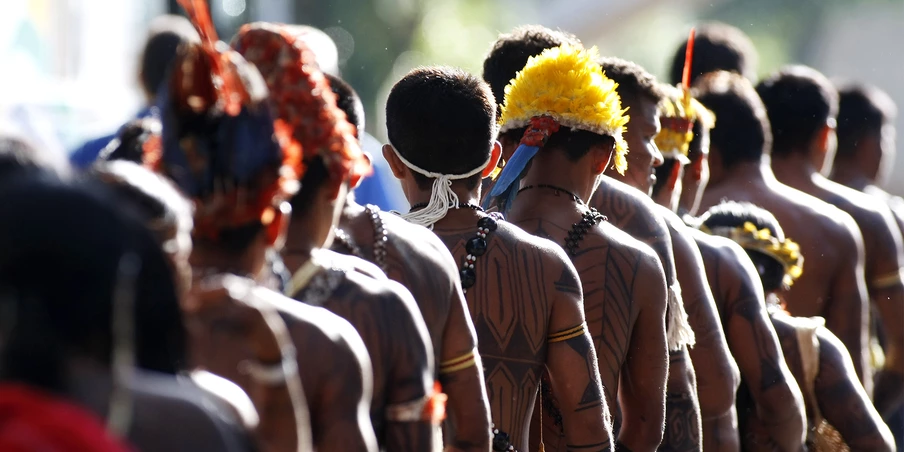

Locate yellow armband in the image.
[547,322,587,343]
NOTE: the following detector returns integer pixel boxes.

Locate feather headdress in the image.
[232,22,371,185]
[486,45,629,211]
[152,0,299,241]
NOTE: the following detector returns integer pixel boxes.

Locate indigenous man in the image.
[668,22,758,87]
[653,85,807,451]
[487,44,669,452]
[693,71,872,392]
[152,5,377,451]
[326,74,493,451]
[601,58,739,451]
[384,65,612,452]
[757,67,904,417]
[831,83,903,230]
[697,202,896,452]
[482,26,697,452]
[232,23,441,451]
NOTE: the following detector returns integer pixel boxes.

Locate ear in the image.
[265,202,292,248]
[815,123,834,155]
[499,135,518,161]
[383,144,408,180]
[591,140,616,175]
[481,141,503,178]
[690,157,704,181]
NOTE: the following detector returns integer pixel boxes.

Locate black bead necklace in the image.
[517,184,606,257]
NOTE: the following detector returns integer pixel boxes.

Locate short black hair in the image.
[140,15,199,98]
[693,71,772,168]
[599,57,666,105]
[698,201,786,291]
[0,180,185,392]
[668,22,757,86]
[687,107,712,162]
[325,74,365,136]
[482,25,581,108]
[98,117,162,164]
[386,66,496,191]
[652,159,680,198]
[756,66,838,156]
[0,134,68,184]
[835,83,897,160]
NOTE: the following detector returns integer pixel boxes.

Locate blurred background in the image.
[1,0,902,191]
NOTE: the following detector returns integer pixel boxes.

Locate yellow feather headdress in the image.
[498,45,630,174]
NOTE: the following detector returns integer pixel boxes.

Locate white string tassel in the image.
[390,144,491,229]
[402,176,459,228]
[667,282,696,351]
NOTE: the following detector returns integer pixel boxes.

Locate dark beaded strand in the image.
[459,214,499,294]
[332,204,389,273]
[563,208,607,257]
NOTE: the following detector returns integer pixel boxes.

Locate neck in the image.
[770,150,823,190]
[830,161,872,190]
[520,149,597,203]
[282,222,317,273]
[711,159,773,189]
[192,243,261,278]
[407,181,483,227]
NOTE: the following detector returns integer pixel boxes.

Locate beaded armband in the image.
[872,268,904,290]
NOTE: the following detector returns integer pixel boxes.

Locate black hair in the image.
[652,159,679,198]
[835,83,897,160]
[668,22,757,86]
[693,71,772,169]
[386,66,496,191]
[141,15,199,98]
[0,135,67,184]
[698,201,786,291]
[0,179,186,393]
[756,66,838,156]
[599,57,666,105]
[482,25,581,108]
[325,74,365,136]
[500,126,615,163]
[687,108,711,162]
[97,117,161,165]
[289,156,330,217]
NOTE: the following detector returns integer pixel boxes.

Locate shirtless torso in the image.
[430,208,610,451]
[590,177,702,452]
[700,171,871,386]
[333,200,492,449]
[776,172,904,414]
[690,229,806,451]
[283,250,437,451]
[656,206,741,452]
[186,275,378,452]
[752,308,895,451]
[512,185,669,452]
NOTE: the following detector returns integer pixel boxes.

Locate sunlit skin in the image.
[607,93,740,452]
[771,120,904,418]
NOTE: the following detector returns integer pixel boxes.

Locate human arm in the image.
[616,251,668,452]
[670,225,741,447]
[862,207,904,417]
[438,253,492,452]
[825,219,871,389]
[545,255,613,451]
[815,327,896,452]
[383,282,440,452]
[660,348,702,452]
[720,244,806,450]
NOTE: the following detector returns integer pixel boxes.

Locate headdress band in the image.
[391,144,492,228]
[702,222,804,287]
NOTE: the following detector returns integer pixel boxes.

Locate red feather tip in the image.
[682,27,696,92]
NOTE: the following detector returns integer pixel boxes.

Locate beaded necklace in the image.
[517,184,607,257]
[407,202,499,294]
[332,204,388,273]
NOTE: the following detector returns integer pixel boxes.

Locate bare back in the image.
[433,216,609,450]
[692,230,805,451]
[701,178,870,382]
[287,251,436,451]
[187,282,377,452]
[336,203,491,450]
[510,191,668,452]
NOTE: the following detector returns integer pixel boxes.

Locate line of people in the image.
[0,1,901,451]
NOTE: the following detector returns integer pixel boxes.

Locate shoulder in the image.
[497,219,574,265]
[593,177,670,235]
[380,210,461,279]
[776,184,862,244]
